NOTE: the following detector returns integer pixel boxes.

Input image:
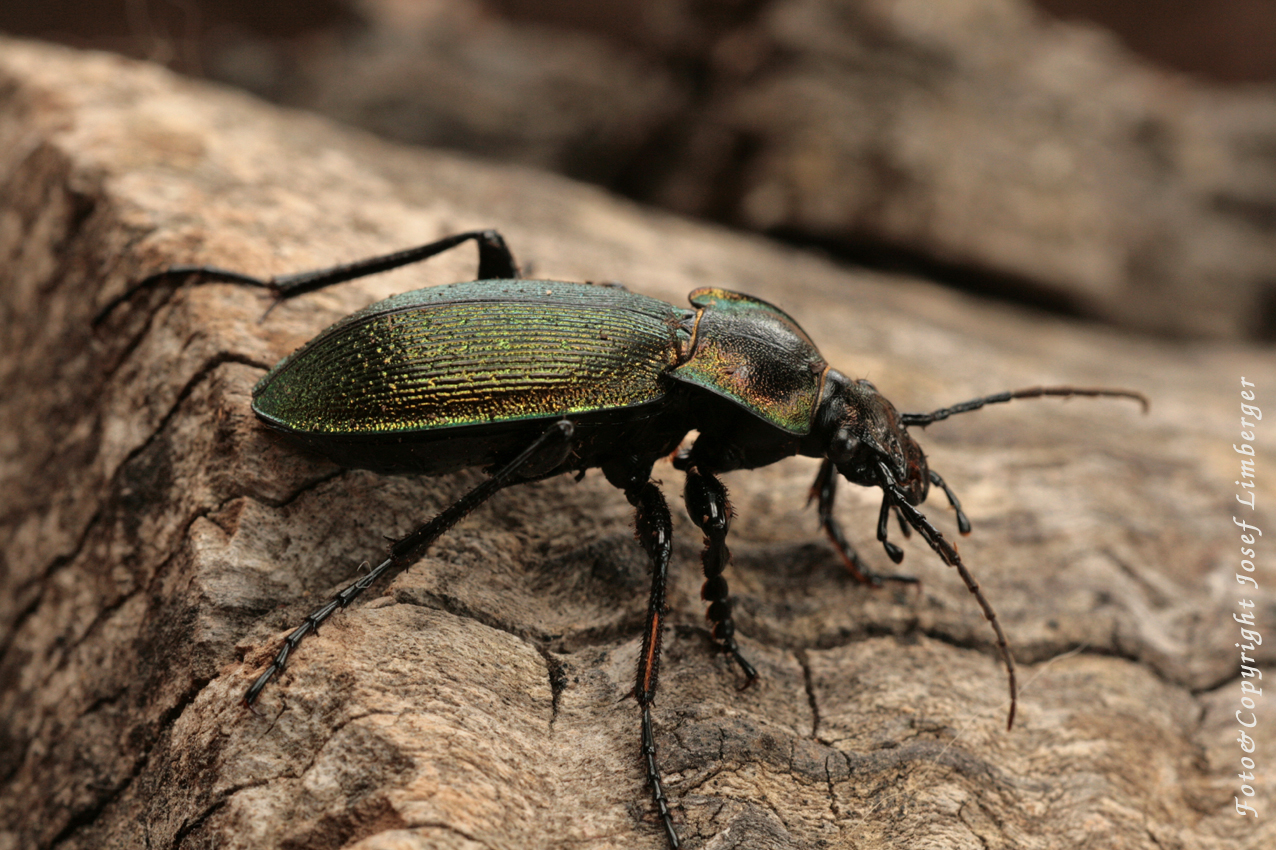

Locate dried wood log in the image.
[1,37,1272,850]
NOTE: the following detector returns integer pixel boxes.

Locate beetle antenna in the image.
[879,462,1017,730]
[900,386,1148,427]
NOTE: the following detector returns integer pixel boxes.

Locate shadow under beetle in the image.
[104,230,1147,849]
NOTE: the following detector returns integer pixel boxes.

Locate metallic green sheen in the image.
[253,280,693,435]
[670,288,827,435]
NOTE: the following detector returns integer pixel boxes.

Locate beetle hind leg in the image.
[684,465,758,685]
[269,229,519,299]
[95,230,521,325]
[243,420,574,706]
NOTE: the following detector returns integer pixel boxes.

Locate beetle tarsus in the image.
[93,265,275,326]
[731,650,759,688]
[684,465,758,686]
[642,707,681,849]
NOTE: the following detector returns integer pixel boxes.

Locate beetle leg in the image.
[95,230,519,324]
[621,477,681,849]
[244,419,573,706]
[91,264,276,326]
[809,459,918,588]
[642,707,678,849]
[269,229,518,299]
[684,466,757,686]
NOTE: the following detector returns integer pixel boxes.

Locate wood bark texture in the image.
[1,37,1273,850]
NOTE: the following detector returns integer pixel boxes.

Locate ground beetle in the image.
[101,230,1147,848]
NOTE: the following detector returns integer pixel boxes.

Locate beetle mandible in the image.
[102,230,1147,849]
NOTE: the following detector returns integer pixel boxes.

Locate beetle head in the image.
[819,371,929,504]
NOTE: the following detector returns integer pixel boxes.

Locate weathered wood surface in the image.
[1,37,1273,850]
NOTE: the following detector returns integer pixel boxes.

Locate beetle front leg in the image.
[809,458,918,588]
[623,478,682,849]
[684,466,757,685]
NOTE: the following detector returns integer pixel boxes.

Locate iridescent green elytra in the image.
[254,280,694,435]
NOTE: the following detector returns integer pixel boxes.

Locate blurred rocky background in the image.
[5,0,1276,341]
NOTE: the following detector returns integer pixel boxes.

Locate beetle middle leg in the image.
[684,465,757,685]
[613,473,682,849]
[244,419,574,705]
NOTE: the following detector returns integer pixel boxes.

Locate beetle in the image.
[102,230,1146,848]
